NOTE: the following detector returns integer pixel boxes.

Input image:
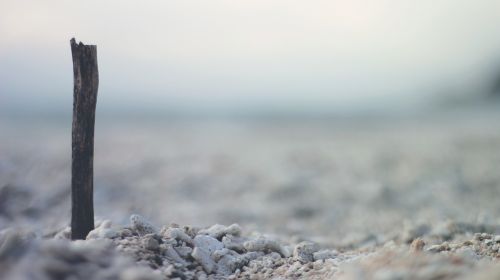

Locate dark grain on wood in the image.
[70,38,98,240]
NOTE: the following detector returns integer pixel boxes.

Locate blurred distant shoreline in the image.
[2,100,500,132]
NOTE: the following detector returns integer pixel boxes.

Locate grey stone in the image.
[193,235,224,255]
[222,234,247,253]
[130,215,158,235]
[192,247,217,273]
[216,254,248,276]
[244,237,290,257]
[174,246,193,258]
[198,224,242,240]
[86,220,118,240]
[161,227,193,245]
[293,241,320,263]
[164,244,187,265]
[143,236,159,251]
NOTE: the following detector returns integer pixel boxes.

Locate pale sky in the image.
[2,0,500,115]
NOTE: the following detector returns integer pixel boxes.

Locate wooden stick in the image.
[70,38,98,240]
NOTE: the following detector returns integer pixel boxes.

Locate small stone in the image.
[143,236,159,251]
[198,224,242,240]
[86,220,118,240]
[410,238,425,252]
[196,271,208,280]
[193,235,224,254]
[192,247,217,273]
[191,235,224,273]
[222,235,247,253]
[130,214,158,235]
[481,233,492,239]
[242,251,265,262]
[268,252,282,260]
[293,241,320,263]
[183,225,201,238]
[119,228,133,238]
[463,240,473,246]
[216,254,248,276]
[164,244,187,265]
[161,227,193,245]
[492,244,499,252]
[174,246,193,258]
[313,250,338,261]
[427,244,443,253]
[244,237,290,257]
[212,248,231,262]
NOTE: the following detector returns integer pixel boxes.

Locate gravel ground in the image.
[2,111,500,279]
[3,216,500,279]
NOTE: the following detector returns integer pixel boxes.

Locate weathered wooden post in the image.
[70,38,98,240]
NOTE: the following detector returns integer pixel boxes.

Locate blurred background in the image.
[2,0,500,244]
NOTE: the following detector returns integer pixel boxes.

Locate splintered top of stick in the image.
[70,38,99,93]
[70,38,97,48]
[70,38,98,61]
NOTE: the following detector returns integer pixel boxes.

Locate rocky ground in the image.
[3,215,500,279]
[2,111,500,279]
